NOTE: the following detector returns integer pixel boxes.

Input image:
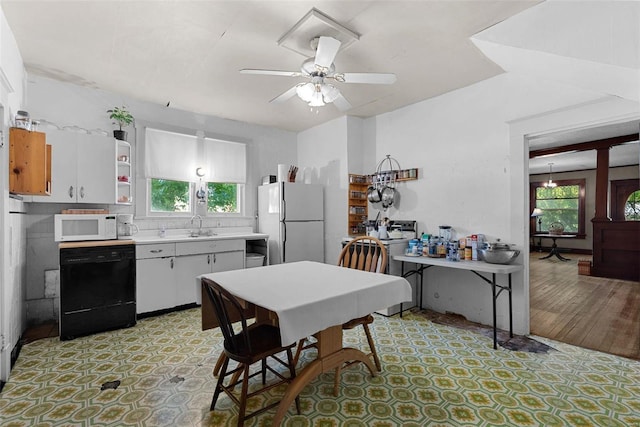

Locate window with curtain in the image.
[144,128,246,215]
[530,179,586,236]
[202,137,245,214]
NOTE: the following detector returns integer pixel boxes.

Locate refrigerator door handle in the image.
[281,200,286,221]
[281,221,286,262]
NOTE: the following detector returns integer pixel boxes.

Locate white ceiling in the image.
[469,0,640,175]
[0,0,540,133]
[2,0,638,174]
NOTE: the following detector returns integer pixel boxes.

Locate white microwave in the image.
[54,214,117,242]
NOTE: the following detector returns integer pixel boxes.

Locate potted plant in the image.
[107,106,134,141]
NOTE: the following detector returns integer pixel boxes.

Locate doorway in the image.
[527,120,640,359]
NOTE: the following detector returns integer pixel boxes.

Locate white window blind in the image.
[203,137,246,183]
[145,128,246,184]
[144,128,197,182]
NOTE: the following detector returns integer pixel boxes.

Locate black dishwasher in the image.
[59,242,136,340]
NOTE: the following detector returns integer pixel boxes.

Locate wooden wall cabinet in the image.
[9,128,51,195]
[348,174,369,236]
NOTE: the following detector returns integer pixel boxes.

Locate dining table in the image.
[198,260,412,425]
[533,233,576,261]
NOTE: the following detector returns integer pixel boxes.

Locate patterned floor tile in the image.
[0,308,639,426]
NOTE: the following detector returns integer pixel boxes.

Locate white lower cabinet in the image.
[174,254,209,307]
[136,243,176,313]
[136,256,176,313]
[211,250,245,272]
[136,239,245,314]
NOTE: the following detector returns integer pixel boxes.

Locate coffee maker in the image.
[116,214,138,238]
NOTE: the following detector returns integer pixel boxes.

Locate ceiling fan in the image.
[240,36,397,111]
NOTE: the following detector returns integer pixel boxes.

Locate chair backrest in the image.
[202,277,251,354]
[337,236,388,274]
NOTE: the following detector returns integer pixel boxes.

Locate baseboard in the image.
[137,303,199,320]
[10,338,23,369]
[0,335,25,391]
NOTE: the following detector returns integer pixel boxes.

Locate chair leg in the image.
[293,338,306,367]
[210,356,230,410]
[362,323,381,372]
[286,348,301,415]
[237,363,251,427]
[225,362,243,393]
[261,359,267,385]
[213,353,227,377]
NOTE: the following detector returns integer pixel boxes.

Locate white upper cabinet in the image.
[31,129,118,204]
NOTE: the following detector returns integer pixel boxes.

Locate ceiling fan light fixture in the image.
[321,84,340,103]
[308,91,325,107]
[296,83,315,102]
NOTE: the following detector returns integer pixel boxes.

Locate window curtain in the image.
[202,137,246,183]
[144,128,197,182]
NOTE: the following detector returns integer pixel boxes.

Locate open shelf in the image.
[348,174,369,236]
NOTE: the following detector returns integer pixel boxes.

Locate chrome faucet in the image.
[190,215,203,236]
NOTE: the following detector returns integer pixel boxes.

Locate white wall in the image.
[296,71,638,336]
[297,116,349,262]
[297,115,379,263]
[22,75,297,325]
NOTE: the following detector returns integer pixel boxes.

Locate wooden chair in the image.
[294,236,387,396]
[202,277,300,426]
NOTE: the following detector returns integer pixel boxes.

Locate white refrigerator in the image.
[258,182,324,264]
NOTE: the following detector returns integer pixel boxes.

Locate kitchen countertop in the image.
[59,240,135,249]
[132,230,269,244]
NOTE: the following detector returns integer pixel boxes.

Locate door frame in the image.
[509,97,640,336]
[0,104,9,383]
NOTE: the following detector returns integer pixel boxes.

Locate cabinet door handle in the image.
[213,253,216,264]
[80,186,85,199]
[150,249,163,254]
[207,254,211,264]
[170,258,174,269]
[69,186,74,198]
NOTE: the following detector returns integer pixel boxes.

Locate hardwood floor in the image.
[529,251,640,360]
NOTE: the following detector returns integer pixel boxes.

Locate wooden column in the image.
[592,147,611,222]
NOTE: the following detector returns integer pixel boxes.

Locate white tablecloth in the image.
[198,261,412,345]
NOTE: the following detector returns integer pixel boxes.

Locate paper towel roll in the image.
[277,164,288,182]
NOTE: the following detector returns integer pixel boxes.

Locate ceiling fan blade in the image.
[332,93,352,112]
[314,36,341,70]
[340,72,397,84]
[240,69,305,77]
[269,86,298,104]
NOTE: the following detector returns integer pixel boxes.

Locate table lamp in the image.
[531,208,544,252]
[531,208,544,233]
